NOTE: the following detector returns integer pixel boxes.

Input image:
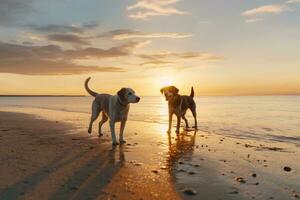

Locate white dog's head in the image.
[118,88,140,104]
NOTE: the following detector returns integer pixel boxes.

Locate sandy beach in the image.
[0,107,299,200]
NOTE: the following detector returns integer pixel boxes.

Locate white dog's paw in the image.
[119,140,126,145]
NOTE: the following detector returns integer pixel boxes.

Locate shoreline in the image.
[0,108,299,200]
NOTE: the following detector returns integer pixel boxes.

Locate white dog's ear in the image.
[118,88,127,101]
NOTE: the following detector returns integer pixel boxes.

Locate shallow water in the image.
[0,96,299,144]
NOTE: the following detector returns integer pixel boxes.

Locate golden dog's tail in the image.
[190,87,194,98]
[84,77,98,97]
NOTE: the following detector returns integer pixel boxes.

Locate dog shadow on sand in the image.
[0,144,125,200]
[50,145,125,199]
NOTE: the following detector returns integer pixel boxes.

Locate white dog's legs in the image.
[88,101,100,134]
[109,120,118,145]
[119,120,127,144]
[98,113,108,137]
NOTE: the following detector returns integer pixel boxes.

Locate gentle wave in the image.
[1,96,299,145]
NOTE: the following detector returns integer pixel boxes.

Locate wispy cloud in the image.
[98,29,192,40]
[242,4,293,16]
[137,51,223,69]
[139,51,223,61]
[0,41,146,75]
[28,23,99,34]
[286,0,300,3]
[47,34,90,45]
[26,23,100,46]
[140,60,174,66]
[245,18,264,23]
[127,0,189,20]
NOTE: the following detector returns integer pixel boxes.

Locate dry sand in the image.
[0,108,299,200]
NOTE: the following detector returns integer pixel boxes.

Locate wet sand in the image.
[0,108,299,200]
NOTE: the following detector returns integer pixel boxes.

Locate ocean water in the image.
[0,96,299,144]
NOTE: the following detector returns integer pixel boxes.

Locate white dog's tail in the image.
[85,77,98,97]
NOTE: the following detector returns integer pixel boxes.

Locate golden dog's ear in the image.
[118,88,127,101]
[169,86,179,94]
[160,87,165,94]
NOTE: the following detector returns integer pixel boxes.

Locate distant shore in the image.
[0,94,300,98]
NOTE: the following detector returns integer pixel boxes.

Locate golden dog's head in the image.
[160,86,179,101]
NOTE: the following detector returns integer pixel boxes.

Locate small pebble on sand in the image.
[251,173,257,178]
[183,188,197,195]
[293,193,299,199]
[70,186,78,190]
[235,177,246,183]
[188,171,196,175]
[283,166,292,172]
[151,170,158,174]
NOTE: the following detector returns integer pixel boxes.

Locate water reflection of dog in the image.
[167,131,196,168]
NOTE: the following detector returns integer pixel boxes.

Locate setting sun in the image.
[158,76,175,88]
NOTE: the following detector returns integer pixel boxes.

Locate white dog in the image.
[85,77,140,145]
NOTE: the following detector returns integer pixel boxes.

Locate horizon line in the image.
[0,94,299,97]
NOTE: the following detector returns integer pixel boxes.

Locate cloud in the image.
[98,29,192,40]
[28,23,99,34]
[245,18,264,23]
[26,23,100,45]
[0,0,33,26]
[140,60,174,66]
[0,59,124,75]
[127,0,189,19]
[242,4,293,16]
[29,24,86,34]
[136,51,223,69]
[47,34,91,45]
[0,41,141,75]
[138,51,223,61]
[286,0,300,3]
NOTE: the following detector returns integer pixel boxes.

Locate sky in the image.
[0,0,299,96]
